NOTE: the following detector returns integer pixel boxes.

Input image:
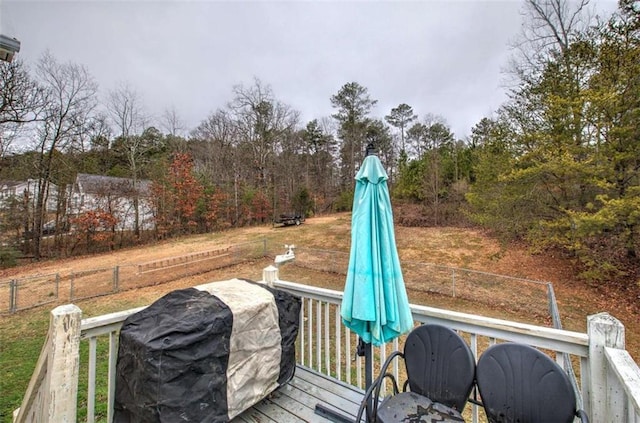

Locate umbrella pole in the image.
[364,341,373,421]
[357,337,374,421]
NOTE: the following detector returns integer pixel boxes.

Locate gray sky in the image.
[1,0,618,139]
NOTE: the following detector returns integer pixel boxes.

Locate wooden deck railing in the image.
[12,274,640,423]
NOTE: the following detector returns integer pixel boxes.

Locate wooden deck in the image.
[234,365,365,422]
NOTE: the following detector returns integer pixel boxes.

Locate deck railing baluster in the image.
[345,327,351,385]
[316,299,321,372]
[87,337,97,423]
[470,333,479,423]
[336,304,342,381]
[308,298,313,370]
[380,344,387,397]
[356,338,362,389]
[107,332,117,423]
[324,302,330,376]
[392,338,399,386]
[300,299,305,366]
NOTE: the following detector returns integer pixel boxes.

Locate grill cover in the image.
[113,279,301,422]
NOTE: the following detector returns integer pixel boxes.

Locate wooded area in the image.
[0,1,638,290]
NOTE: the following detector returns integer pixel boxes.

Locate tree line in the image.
[1,0,638,291]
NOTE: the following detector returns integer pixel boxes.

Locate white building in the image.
[67,173,155,231]
[0,179,58,212]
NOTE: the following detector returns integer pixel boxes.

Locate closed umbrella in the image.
[342,151,413,421]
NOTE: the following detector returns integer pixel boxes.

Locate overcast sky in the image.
[1,0,618,140]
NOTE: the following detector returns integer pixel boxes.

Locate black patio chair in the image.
[355,323,476,422]
[476,342,589,423]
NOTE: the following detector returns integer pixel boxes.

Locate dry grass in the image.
[2,213,639,422]
[1,213,638,361]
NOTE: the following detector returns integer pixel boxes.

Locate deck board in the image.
[233,365,365,422]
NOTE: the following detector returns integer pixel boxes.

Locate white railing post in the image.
[587,312,625,422]
[262,265,278,287]
[14,304,82,423]
[604,347,640,421]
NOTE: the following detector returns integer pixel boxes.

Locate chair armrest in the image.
[355,380,379,422]
[355,351,405,422]
[376,351,404,396]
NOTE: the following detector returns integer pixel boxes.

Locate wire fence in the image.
[0,239,267,314]
[291,247,554,324]
[1,240,559,327]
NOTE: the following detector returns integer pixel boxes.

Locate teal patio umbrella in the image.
[341,153,413,347]
[315,151,413,422]
[342,152,414,422]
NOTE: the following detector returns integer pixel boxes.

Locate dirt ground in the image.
[1,213,638,362]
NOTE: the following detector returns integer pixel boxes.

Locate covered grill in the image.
[113,278,301,422]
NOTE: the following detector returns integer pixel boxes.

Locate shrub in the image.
[0,246,19,268]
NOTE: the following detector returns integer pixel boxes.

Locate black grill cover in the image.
[113,279,301,423]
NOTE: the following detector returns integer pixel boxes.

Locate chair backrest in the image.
[476,343,578,423]
[403,323,476,411]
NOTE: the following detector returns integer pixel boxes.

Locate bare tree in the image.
[107,82,145,141]
[229,78,299,188]
[191,109,238,182]
[191,108,242,223]
[66,111,112,154]
[505,0,597,152]
[30,51,98,258]
[86,112,113,152]
[160,105,187,152]
[0,60,45,158]
[508,0,593,82]
[106,83,151,237]
[161,105,186,137]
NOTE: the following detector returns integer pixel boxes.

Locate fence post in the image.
[70,273,74,300]
[452,269,456,298]
[263,238,267,257]
[55,274,60,300]
[113,266,119,293]
[587,312,625,421]
[547,283,561,329]
[9,279,17,313]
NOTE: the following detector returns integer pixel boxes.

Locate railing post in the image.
[14,304,82,423]
[262,265,278,287]
[587,312,625,422]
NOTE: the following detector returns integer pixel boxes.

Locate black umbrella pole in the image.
[365,342,373,421]
[357,337,374,421]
